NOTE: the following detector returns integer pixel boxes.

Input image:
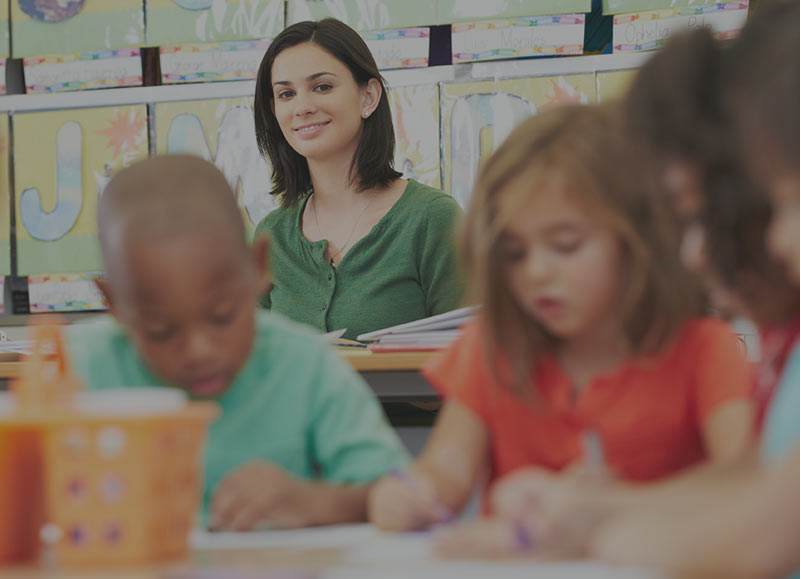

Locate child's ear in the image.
[249,234,272,296]
[94,277,120,321]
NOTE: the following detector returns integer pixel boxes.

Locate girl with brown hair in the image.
[367,104,754,538]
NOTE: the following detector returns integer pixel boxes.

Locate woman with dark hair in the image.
[253,19,463,340]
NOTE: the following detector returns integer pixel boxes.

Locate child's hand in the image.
[209,461,313,531]
[367,470,451,531]
[491,465,614,557]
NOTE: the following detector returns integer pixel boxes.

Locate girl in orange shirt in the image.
[367,104,754,542]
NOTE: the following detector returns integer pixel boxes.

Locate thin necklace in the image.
[311,192,375,265]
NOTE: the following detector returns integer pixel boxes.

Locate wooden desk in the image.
[0,350,439,403]
[0,361,20,380]
[340,350,437,403]
[339,350,433,372]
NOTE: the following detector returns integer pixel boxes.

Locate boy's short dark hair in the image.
[254,19,401,207]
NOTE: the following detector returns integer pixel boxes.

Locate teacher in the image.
[253,19,464,340]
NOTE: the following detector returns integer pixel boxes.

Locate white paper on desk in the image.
[191,524,376,550]
[344,531,432,564]
[321,328,347,340]
[357,305,479,341]
[326,562,664,579]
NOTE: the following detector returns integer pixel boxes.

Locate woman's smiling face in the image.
[270,41,376,164]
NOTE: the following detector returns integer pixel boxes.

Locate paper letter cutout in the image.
[165,105,275,227]
[449,93,535,208]
[20,120,82,242]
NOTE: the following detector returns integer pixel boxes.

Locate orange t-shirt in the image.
[423,317,752,508]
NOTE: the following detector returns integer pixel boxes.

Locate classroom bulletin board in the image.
[11,0,145,58]
[146,0,285,46]
[440,73,596,209]
[13,106,149,275]
[154,98,277,237]
[0,0,706,312]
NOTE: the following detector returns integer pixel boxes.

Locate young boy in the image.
[65,155,410,531]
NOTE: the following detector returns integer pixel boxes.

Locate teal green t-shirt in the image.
[761,344,800,464]
[65,311,410,521]
[256,179,465,341]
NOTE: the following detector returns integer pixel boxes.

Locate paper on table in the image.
[192,525,664,579]
[321,328,347,340]
[357,306,479,341]
[344,530,433,564]
[191,524,377,551]
[326,563,663,579]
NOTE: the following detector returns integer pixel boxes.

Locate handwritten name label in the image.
[613,4,748,52]
[23,54,142,92]
[160,42,271,83]
[452,17,585,62]
[364,30,429,69]
[28,275,106,312]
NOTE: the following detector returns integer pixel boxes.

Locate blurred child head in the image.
[95,155,271,398]
[626,25,798,323]
[460,105,704,394]
[728,0,800,282]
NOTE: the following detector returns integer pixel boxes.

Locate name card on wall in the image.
[0,60,5,94]
[160,41,271,84]
[452,15,585,63]
[612,2,749,53]
[363,28,429,69]
[23,49,142,93]
[28,273,106,312]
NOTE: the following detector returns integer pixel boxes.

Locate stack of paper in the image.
[357,306,479,352]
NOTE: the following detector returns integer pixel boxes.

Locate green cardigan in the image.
[256,180,464,341]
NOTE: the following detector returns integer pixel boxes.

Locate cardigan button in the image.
[328,272,333,281]
[322,304,327,311]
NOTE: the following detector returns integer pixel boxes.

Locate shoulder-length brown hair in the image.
[460,104,705,398]
[254,18,401,207]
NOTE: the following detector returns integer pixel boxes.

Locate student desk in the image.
[0,350,439,403]
[339,350,438,403]
[2,524,662,579]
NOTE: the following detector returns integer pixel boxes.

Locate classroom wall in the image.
[0,0,748,316]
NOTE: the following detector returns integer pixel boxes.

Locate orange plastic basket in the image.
[0,419,44,564]
[0,317,218,568]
